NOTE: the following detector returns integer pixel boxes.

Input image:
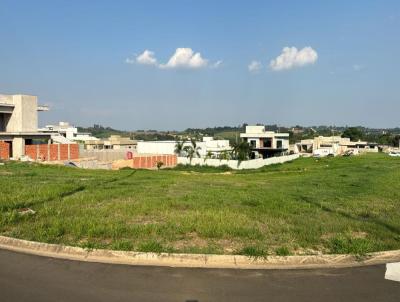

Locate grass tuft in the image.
[275,246,290,256]
[137,241,164,253]
[238,246,268,258]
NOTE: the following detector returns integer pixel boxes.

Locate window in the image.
[249,140,256,148]
[277,140,283,149]
[263,138,272,148]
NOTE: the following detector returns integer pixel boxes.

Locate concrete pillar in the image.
[12,137,25,159]
[47,139,51,161]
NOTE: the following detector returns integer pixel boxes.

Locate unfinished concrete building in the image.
[0,94,79,161]
[0,94,51,158]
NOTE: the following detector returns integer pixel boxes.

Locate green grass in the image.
[275,246,291,256]
[0,153,399,256]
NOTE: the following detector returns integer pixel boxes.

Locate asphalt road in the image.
[0,249,399,302]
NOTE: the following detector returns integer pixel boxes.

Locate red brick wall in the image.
[0,141,10,160]
[69,144,79,160]
[50,144,58,161]
[130,155,177,169]
[38,145,48,160]
[112,154,177,170]
[25,145,37,160]
[24,144,79,161]
[60,144,69,160]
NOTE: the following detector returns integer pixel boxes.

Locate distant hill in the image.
[77,124,131,139]
[78,124,177,141]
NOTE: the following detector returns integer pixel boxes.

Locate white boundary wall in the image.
[177,154,299,170]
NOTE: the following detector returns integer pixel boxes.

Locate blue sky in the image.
[0,0,399,130]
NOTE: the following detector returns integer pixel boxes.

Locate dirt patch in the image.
[293,247,325,256]
[320,233,336,240]
[17,208,36,215]
[0,171,12,175]
[172,232,210,250]
[321,231,368,240]
[216,239,241,254]
[128,216,164,226]
[172,234,243,254]
[78,237,113,246]
[180,171,199,175]
[350,231,368,239]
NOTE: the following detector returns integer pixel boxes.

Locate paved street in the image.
[0,249,399,302]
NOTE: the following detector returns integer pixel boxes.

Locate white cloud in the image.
[136,50,158,65]
[159,48,208,69]
[248,60,263,72]
[125,50,158,66]
[270,46,318,71]
[127,48,218,70]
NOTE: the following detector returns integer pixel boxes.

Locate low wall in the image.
[177,154,299,170]
[74,158,113,170]
[80,150,127,162]
[112,155,177,170]
[25,144,79,161]
[0,141,10,160]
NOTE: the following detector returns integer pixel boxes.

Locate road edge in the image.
[1,235,400,269]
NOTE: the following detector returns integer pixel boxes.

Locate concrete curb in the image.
[1,236,400,269]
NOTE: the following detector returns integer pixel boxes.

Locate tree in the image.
[156,161,164,170]
[394,135,400,147]
[174,140,186,157]
[342,127,364,142]
[231,141,251,161]
[183,139,201,163]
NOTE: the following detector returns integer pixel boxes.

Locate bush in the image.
[156,161,164,170]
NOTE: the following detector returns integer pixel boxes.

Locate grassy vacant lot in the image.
[0,153,399,257]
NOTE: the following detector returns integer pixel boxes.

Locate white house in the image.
[137,137,231,158]
[40,122,100,143]
[295,136,379,157]
[240,125,289,158]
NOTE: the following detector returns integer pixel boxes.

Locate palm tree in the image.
[184,139,201,163]
[231,141,251,161]
[190,139,201,157]
[174,140,186,157]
